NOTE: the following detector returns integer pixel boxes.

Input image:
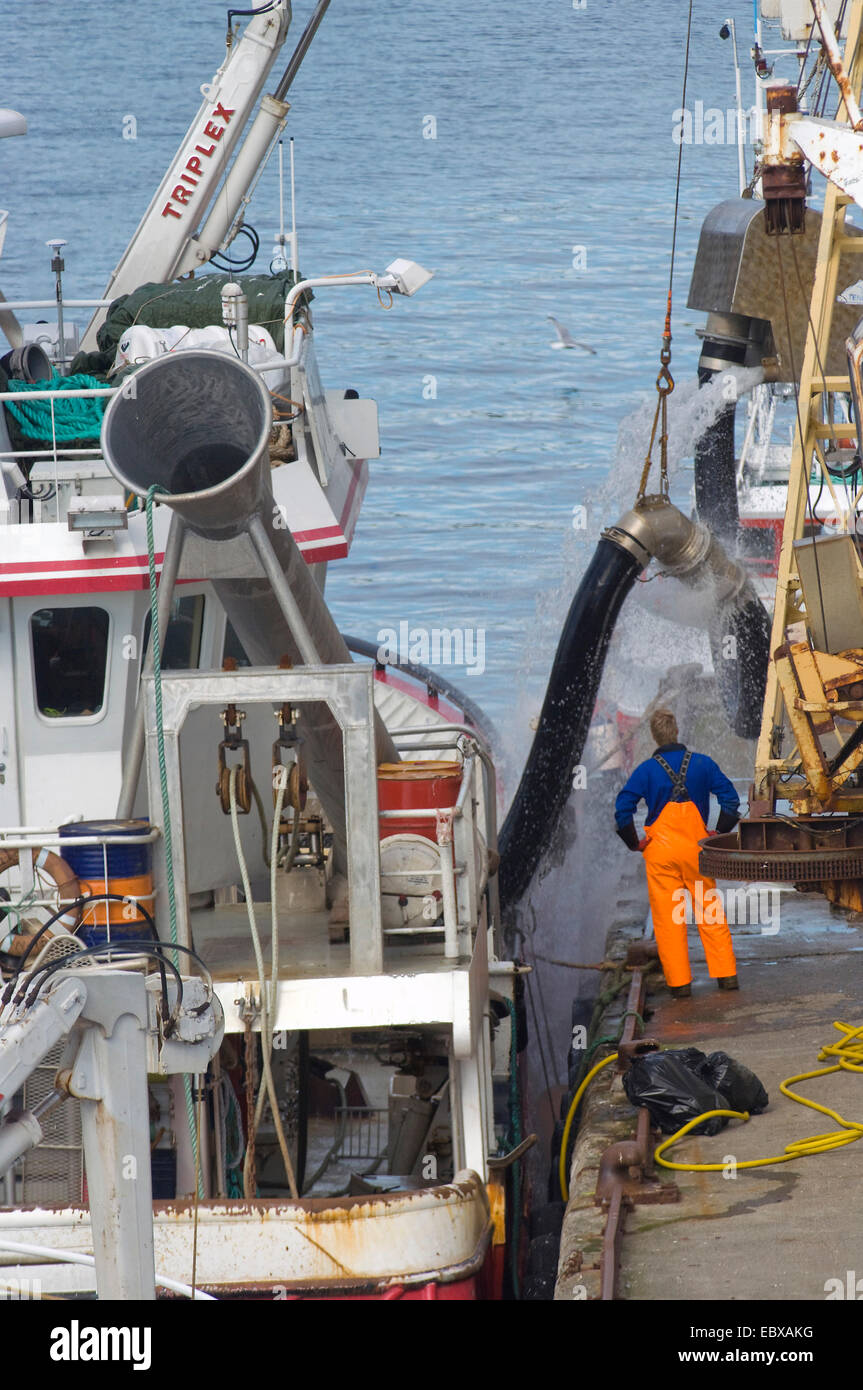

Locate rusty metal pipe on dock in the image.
[101,350,399,875]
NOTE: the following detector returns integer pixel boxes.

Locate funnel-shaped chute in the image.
[102,351,398,876]
[102,352,274,535]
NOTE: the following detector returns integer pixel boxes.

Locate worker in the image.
[614,708,740,997]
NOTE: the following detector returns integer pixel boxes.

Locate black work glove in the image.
[615,821,641,852]
[716,808,740,835]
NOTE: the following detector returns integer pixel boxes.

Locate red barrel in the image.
[377,761,462,842]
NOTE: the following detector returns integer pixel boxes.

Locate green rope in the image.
[145,486,203,1199]
[5,372,108,442]
[0,885,40,948]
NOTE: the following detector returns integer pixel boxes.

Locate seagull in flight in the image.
[548,315,596,354]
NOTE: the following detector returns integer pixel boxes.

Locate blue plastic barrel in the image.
[58,819,152,878]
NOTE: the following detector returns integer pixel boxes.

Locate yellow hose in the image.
[559,1052,618,1202]
[654,1019,863,1171]
[557,1021,863,1202]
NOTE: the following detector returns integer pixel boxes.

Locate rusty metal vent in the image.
[21,1043,83,1205]
[700,844,863,881]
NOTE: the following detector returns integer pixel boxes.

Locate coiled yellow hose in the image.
[557,1022,863,1202]
[654,1019,863,1171]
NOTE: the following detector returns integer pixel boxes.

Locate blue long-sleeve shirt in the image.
[615,743,740,831]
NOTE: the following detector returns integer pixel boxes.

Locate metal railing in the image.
[333,1106,388,1162]
[0,826,159,932]
[383,728,497,956]
[379,732,493,959]
[0,383,120,523]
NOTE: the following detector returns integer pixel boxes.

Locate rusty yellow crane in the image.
[702,0,863,910]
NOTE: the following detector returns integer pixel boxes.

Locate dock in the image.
[555,880,863,1302]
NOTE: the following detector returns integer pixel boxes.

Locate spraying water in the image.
[502,367,764,1164]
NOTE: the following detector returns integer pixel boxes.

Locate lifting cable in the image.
[229,765,299,1198]
[636,0,694,502]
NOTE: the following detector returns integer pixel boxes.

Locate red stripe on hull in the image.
[0,544,349,595]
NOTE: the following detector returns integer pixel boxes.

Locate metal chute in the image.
[101,350,398,876]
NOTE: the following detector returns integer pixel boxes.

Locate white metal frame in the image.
[141,662,496,1176]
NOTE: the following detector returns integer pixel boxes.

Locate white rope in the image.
[248,774,286,1142]
[228,767,298,1197]
[269,776,286,1031]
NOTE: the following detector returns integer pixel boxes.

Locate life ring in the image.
[0,847,82,951]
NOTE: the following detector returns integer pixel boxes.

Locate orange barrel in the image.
[77,873,155,940]
[377,761,462,842]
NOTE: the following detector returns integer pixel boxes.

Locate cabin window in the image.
[31,607,110,717]
[142,595,206,670]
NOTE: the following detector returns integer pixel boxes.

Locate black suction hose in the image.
[693,369,740,546]
[709,597,771,740]
[694,366,769,736]
[498,537,642,911]
[496,492,771,910]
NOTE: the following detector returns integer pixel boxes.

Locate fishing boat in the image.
[0,0,534,1302]
[2,0,854,1312]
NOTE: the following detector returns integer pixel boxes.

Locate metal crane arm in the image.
[81,0,293,350]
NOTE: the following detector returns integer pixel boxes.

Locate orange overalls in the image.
[642,755,737,989]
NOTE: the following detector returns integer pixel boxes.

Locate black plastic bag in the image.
[623,1048,732,1136]
[702,1051,768,1114]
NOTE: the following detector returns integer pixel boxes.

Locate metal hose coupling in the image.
[603,494,748,606]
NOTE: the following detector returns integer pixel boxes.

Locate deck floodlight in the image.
[376,259,434,297]
[67,495,129,535]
